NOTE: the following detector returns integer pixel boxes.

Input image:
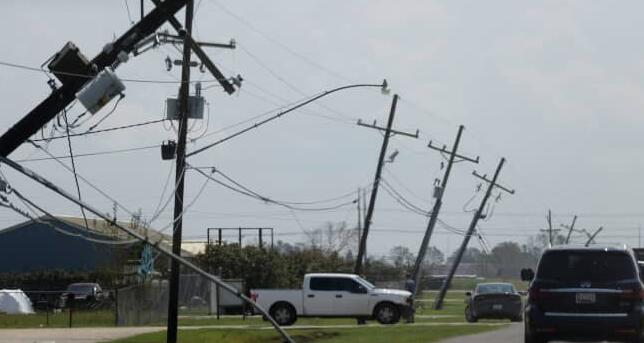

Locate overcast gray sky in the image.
[2,0,644,259]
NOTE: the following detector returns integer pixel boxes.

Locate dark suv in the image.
[521,246,644,343]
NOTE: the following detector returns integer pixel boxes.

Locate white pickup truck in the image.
[250,273,413,326]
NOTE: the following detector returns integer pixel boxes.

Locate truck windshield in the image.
[356,277,375,289]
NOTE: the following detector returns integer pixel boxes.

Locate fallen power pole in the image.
[410,125,478,300]
[433,158,515,310]
[353,94,418,275]
[0,156,295,343]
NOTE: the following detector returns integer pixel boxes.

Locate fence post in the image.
[67,293,74,328]
[114,288,119,327]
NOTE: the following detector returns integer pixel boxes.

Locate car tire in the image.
[465,306,478,323]
[269,302,297,326]
[374,302,401,325]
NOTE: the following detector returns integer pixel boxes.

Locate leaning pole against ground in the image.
[0,156,295,343]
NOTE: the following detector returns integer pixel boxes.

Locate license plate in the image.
[492,304,503,310]
[576,292,596,304]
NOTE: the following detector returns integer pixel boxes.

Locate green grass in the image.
[108,325,503,343]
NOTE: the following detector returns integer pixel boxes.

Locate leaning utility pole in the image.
[433,158,514,309]
[410,125,478,299]
[563,215,578,244]
[584,226,603,247]
[353,94,418,275]
[166,1,194,342]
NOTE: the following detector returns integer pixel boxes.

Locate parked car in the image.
[251,273,413,325]
[59,282,106,308]
[521,246,644,343]
[464,282,522,322]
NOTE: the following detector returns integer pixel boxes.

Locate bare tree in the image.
[304,222,358,254]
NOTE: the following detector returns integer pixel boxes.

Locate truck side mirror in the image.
[520,268,535,282]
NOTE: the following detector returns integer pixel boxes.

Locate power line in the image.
[207,0,354,83]
[31,119,166,142]
[62,111,90,231]
[189,164,358,212]
[0,60,225,85]
[26,140,140,219]
[187,82,386,158]
[17,144,160,162]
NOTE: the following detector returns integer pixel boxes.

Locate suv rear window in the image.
[538,251,635,282]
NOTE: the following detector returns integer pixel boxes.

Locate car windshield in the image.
[477,283,514,294]
[355,277,375,289]
[538,251,635,282]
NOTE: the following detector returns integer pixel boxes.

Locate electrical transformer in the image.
[165,96,205,120]
[75,67,126,114]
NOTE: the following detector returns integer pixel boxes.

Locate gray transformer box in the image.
[166,96,205,120]
[75,67,126,114]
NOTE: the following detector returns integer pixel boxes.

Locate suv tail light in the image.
[619,289,644,301]
[528,288,554,302]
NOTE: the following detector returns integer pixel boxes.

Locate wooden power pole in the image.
[433,158,514,309]
[166,1,194,342]
[353,94,418,275]
[410,125,478,300]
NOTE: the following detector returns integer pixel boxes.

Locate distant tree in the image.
[489,241,536,278]
[303,222,358,254]
[447,247,486,264]
[389,246,415,270]
[424,246,445,266]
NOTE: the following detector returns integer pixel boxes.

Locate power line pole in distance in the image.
[540,209,560,247]
[433,158,515,310]
[563,215,578,244]
[410,125,478,300]
[353,94,418,275]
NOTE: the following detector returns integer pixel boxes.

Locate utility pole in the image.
[584,227,603,247]
[433,158,514,310]
[410,125,478,300]
[353,94,418,275]
[540,209,560,247]
[166,1,193,342]
[356,187,362,246]
[563,215,578,244]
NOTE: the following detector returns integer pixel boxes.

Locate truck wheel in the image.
[270,302,296,326]
[374,302,400,325]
